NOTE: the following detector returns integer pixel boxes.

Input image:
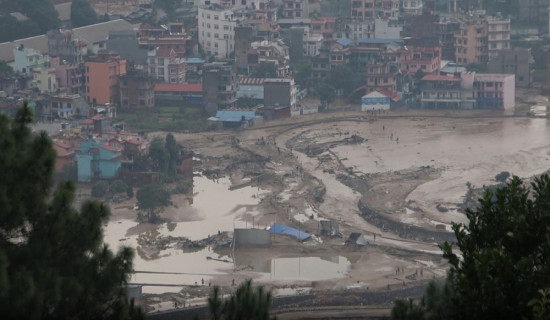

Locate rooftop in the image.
[154,83,203,93]
[421,74,461,82]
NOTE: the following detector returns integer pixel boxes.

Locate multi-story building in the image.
[283,0,307,19]
[32,67,58,93]
[263,78,298,109]
[487,16,510,59]
[203,62,239,114]
[420,72,515,109]
[235,25,254,70]
[351,0,399,19]
[402,0,423,15]
[50,56,83,94]
[474,73,515,109]
[13,45,49,76]
[119,69,155,109]
[311,17,336,41]
[519,0,550,25]
[50,94,90,119]
[249,40,290,77]
[365,61,397,93]
[84,53,127,105]
[487,48,533,88]
[374,18,401,39]
[147,47,186,83]
[398,40,442,75]
[345,20,375,40]
[202,0,267,9]
[47,29,85,65]
[198,4,238,58]
[455,21,487,65]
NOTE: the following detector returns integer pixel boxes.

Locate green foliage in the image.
[0,0,59,40]
[237,96,257,108]
[110,180,129,194]
[292,61,312,88]
[0,102,142,319]
[392,299,425,320]
[165,133,178,176]
[207,279,274,320]
[126,185,134,199]
[0,61,16,79]
[71,0,98,28]
[317,82,336,108]
[529,289,550,320]
[136,184,170,223]
[329,65,354,96]
[92,181,110,198]
[495,171,511,183]
[172,179,192,195]
[252,62,277,78]
[393,175,550,319]
[0,14,40,43]
[149,136,170,174]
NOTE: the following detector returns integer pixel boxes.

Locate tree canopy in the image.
[329,64,354,96]
[392,175,550,319]
[252,62,278,78]
[0,102,142,319]
[136,184,170,222]
[71,0,98,28]
[0,0,59,42]
[207,279,274,320]
[317,82,336,109]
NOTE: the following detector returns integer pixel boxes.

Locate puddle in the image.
[234,252,350,282]
[103,175,267,290]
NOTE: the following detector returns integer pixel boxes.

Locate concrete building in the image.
[198,5,237,58]
[13,45,49,76]
[365,62,397,93]
[235,25,254,70]
[519,0,550,25]
[202,0,267,10]
[50,94,90,119]
[487,16,511,59]
[474,73,515,110]
[119,69,155,109]
[203,62,239,114]
[31,66,58,93]
[263,78,298,109]
[154,83,203,106]
[345,20,375,40]
[147,47,186,83]
[420,74,475,109]
[50,56,83,94]
[77,138,122,182]
[398,39,442,75]
[311,17,336,41]
[85,53,127,105]
[455,21,487,65]
[402,0,423,15]
[350,0,399,19]
[282,0,307,19]
[487,48,533,87]
[361,90,390,111]
[47,29,85,65]
[374,18,401,39]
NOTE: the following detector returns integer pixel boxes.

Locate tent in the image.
[346,233,368,246]
[269,223,310,241]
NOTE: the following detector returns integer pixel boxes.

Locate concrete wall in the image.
[233,228,271,247]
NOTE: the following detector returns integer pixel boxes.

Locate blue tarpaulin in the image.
[269,223,310,241]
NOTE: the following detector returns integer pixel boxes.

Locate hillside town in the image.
[2,0,550,317]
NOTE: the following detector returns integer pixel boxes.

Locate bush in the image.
[91,181,109,198]
[495,171,510,183]
[110,180,128,193]
[126,185,134,199]
[172,179,192,194]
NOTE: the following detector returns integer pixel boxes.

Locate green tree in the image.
[1,0,59,34]
[149,136,169,174]
[329,64,354,96]
[0,61,16,79]
[293,61,312,88]
[236,96,257,108]
[71,0,98,28]
[252,62,277,78]
[317,82,336,109]
[92,180,110,198]
[165,133,178,176]
[136,184,170,222]
[207,279,274,320]
[0,102,142,319]
[392,175,550,319]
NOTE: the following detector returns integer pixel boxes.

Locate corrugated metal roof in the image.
[239,77,265,85]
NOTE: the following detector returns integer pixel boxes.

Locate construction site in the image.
[102,108,550,315]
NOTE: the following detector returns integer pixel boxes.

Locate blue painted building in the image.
[77,139,122,182]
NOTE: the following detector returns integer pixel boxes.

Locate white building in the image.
[201,0,267,10]
[198,5,237,58]
[346,20,375,40]
[487,16,511,59]
[361,90,390,111]
[402,0,423,16]
[374,18,402,39]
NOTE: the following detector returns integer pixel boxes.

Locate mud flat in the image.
[105,112,550,313]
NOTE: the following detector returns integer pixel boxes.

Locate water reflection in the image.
[234,251,350,281]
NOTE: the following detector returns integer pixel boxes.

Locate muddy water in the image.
[103,176,265,291]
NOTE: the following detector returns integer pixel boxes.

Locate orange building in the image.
[85,53,127,105]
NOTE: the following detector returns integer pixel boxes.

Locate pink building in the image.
[50,56,83,94]
[397,44,441,75]
[474,73,515,110]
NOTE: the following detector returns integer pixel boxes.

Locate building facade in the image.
[203,62,239,114]
[487,48,533,88]
[198,5,237,58]
[85,53,127,105]
[119,70,155,109]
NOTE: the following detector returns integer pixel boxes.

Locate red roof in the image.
[154,83,203,93]
[421,75,461,82]
[375,88,401,102]
[101,144,121,152]
[81,119,93,125]
[155,47,175,57]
